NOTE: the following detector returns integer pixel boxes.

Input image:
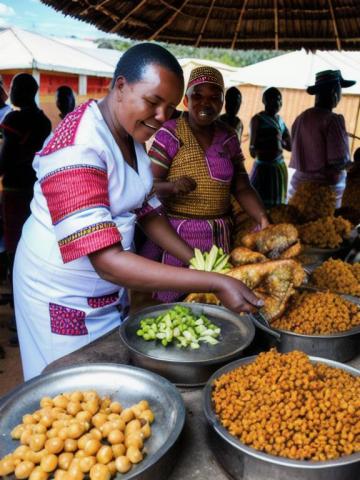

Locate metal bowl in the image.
[0,364,185,480]
[119,303,255,387]
[203,355,360,480]
[250,299,360,362]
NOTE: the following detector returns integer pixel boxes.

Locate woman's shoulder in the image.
[39,101,102,157]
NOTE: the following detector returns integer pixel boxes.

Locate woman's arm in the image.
[89,245,263,313]
[153,175,197,199]
[249,116,259,158]
[138,212,193,264]
[233,167,269,229]
[282,125,292,152]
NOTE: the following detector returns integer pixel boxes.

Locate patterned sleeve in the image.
[39,145,121,263]
[225,133,248,176]
[148,122,180,180]
[327,114,351,167]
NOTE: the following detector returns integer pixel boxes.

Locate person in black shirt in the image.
[0,72,51,287]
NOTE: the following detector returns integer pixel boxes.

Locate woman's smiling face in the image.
[185,83,224,127]
[114,63,183,143]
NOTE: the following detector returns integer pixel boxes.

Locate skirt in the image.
[250,157,288,208]
[140,216,232,303]
[13,237,128,380]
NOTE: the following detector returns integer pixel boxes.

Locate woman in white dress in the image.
[14,43,263,380]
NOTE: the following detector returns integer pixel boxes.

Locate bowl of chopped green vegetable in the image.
[119,303,255,386]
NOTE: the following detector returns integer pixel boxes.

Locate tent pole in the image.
[327,0,341,50]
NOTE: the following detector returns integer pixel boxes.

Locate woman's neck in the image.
[98,96,128,143]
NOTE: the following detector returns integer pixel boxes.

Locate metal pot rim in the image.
[203,355,360,469]
[271,324,360,339]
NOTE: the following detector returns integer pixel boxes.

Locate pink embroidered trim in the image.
[59,224,121,263]
[49,302,88,336]
[88,292,119,308]
[41,165,109,225]
[40,101,92,156]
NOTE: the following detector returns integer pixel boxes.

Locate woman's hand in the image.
[213,275,264,314]
[172,176,197,195]
[258,214,270,230]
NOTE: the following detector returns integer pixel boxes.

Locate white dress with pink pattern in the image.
[13,100,160,380]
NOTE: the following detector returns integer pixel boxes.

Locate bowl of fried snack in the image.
[253,290,360,362]
[203,349,360,480]
[0,363,185,480]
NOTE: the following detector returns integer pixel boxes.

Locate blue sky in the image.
[0,0,113,39]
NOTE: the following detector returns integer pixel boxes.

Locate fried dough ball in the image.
[0,392,154,480]
[272,291,360,334]
[311,259,360,296]
[289,182,336,221]
[212,349,360,461]
[298,216,352,249]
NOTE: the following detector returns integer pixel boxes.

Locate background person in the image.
[13,45,263,381]
[288,70,355,207]
[0,81,11,126]
[55,85,76,120]
[0,73,51,346]
[249,87,291,208]
[142,66,269,303]
[219,86,243,140]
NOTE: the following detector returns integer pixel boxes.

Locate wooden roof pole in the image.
[150,0,192,40]
[327,0,342,50]
[195,0,216,47]
[231,0,249,49]
[274,0,279,50]
[109,0,149,33]
[80,0,111,15]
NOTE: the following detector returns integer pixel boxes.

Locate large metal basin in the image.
[203,356,360,480]
[250,308,360,362]
[0,363,185,480]
[120,303,255,387]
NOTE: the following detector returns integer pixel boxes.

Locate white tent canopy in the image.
[230,49,360,95]
[0,27,116,77]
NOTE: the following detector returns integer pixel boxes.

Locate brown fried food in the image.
[298,216,352,249]
[226,259,305,319]
[278,240,302,259]
[212,349,360,461]
[289,182,336,221]
[230,247,267,266]
[267,204,301,225]
[272,291,360,334]
[241,224,299,259]
[311,258,360,296]
[184,293,220,305]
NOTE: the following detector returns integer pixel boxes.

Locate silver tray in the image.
[119,303,255,387]
[203,355,360,480]
[0,364,185,480]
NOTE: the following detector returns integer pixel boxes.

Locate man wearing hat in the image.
[288,69,355,206]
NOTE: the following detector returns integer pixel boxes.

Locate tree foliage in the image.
[96,38,286,67]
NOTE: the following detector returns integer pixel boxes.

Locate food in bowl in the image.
[271,291,360,334]
[136,305,221,349]
[311,258,360,297]
[0,391,154,478]
[212,349,360,461]
[297,216,352,249]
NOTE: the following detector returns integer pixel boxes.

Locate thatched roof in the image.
[41,0,360,50]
